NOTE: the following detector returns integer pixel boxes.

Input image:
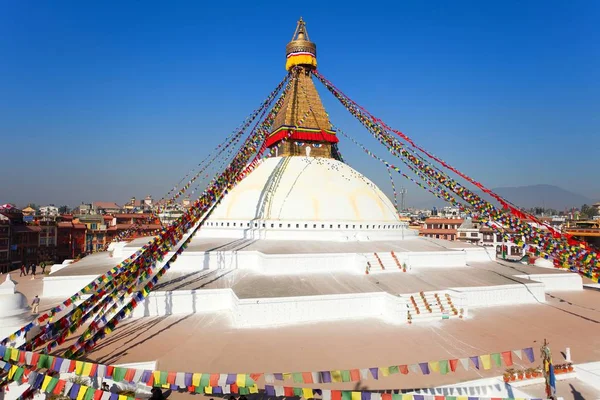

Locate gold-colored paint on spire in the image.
[268,18,337,158]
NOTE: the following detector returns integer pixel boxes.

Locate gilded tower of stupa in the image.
[265,18,339,158]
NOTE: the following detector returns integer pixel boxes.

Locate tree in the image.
[580,204,599,219]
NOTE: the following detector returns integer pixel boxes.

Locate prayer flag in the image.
[501,351,513,366]
[480,354,492,370]
[429,361,440,373]
[523,347,535,363]
[491,353,502,367]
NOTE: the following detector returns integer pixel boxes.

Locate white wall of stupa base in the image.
[195,219,414,241]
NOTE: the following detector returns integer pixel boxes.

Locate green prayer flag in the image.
[12,366,25,382]
[446,397,457,400]
[292,372,303,383]
[439,360,449,375]
[45,356,54,369]
[3,348,11,362]
[83,386,95,400]
[389,365,399,374]
[491,353,502,366]
[46,377,59,393]
[194,386,203,394]
[293,388,302,397]
[113,367,127,382]
[38,355,48,369]
[341,370,351,382]
[160,371,169,385]
[239,387,250,395]
[392,394,402,400]
[342,392,352,400]
[199,374,210,388]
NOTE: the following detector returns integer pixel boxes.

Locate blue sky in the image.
[0,1,598,208]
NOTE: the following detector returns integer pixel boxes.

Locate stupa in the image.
[3,18,600,400]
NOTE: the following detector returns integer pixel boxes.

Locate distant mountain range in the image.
[413,184,596,210]
[490,184,594,210]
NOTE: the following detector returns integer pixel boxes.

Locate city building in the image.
[56,221,86,260]
[419,217,464,240]
[39,205,59,218]
[0,215,10,273]
[93,201,122,215]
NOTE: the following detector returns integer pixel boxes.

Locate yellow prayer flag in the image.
[351,391,361,400]
[82,363,93,376]
[480,354,492,370]
[75,361,84,375]
[236,373,246,388]
[302,388,313,399]
[429,361,440,373]
[402,395,413,400]
[10,349,18,362]
[283,373,292,380]
[8,365,18,380]
[204,386,213,394]
[191,373,201,387]
[153,371,161,384]
[41,375,52,391]
[76,386,87,400]
[457,397,468,400]
[379,367,390,377]
[331,370,343,382]
[118,395,128,400]
[249,385,259,394]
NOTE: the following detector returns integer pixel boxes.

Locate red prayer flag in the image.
[147,374,154,387]
[435,397,445,400]
[381,394,392,400]
[249,373,262,382]
[19,351,26,364]
[331,390,342,400]
[53,380,66,395]
[209,374,219,387]
[284,387,294,397]
[350,369,360,381]
[399,365,409,375]
[93,389,103,400]
[449,359,458,372]
[30,353,40,367]
[302,372,314,383]
[501,351,513,366]
[124,369,135,383]
[230,383,238,394]
[106,366,114,378]
[68,360,76,373]
[166,372,177,385]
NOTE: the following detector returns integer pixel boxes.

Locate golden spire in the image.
[285,17,317,71]
[265,18,338,158]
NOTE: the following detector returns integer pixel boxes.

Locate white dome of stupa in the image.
[198,156,413,241]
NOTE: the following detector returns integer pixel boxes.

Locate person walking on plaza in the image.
[31,295,40,314]
[41,261,46,274]
[25,264,31,275]
[20,264,27,277]
[31,263,37,279]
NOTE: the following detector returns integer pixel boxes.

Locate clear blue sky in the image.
[1,1,598,208]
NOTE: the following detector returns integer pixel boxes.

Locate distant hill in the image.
[411,184,594,210]
[490,184,593,210]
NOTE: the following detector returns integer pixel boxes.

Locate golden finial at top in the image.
[285,17,317,70]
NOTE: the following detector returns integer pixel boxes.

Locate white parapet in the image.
[514,273,583,291]
[452,282,546,307]
[43,275,99,298]
[131,288,408,327]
